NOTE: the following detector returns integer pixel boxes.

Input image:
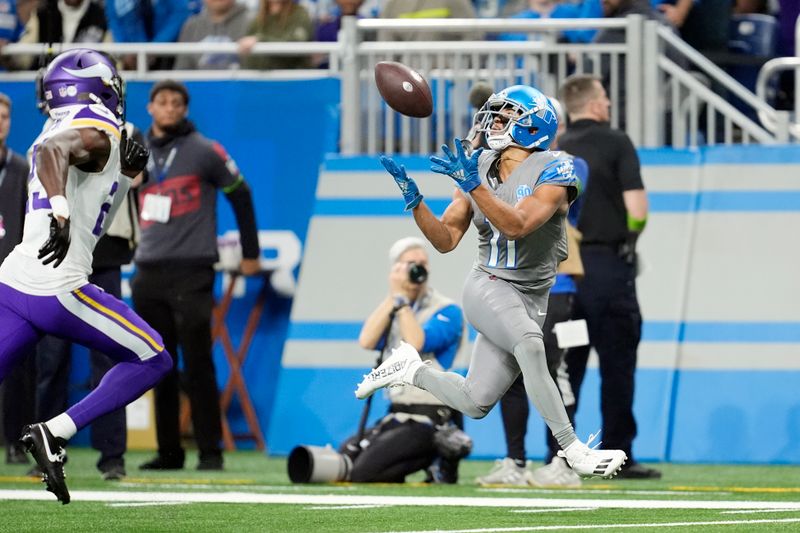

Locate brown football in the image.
[374,61,433,118]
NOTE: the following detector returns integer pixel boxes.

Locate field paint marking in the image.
[306,505,388,510]
[385,518,800,533]
[479,488,730,497]
[671,485,800,494]
[509,508,597,514]
[3,489,800,510]
[119,482,357,492]
[106,502,192,508]
[721,509,800,514]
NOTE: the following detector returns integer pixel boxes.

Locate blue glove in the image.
[429,138,483,193]
[380,155,423,210]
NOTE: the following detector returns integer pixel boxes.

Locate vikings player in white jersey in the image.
[0,49,171,504]
[358,85,627,479]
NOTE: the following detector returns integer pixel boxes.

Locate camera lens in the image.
[408,262,428,284]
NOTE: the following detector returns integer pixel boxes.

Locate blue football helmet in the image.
[473,85,558,151]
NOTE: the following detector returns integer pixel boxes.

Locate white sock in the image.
[45,414,77,441]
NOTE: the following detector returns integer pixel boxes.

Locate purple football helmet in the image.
[41,48,125,121]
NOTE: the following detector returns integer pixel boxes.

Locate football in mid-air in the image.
[374,61,433,118]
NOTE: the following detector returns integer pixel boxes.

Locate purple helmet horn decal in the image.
[41,48,125,122]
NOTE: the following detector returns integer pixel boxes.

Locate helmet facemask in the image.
[472,86,557,151]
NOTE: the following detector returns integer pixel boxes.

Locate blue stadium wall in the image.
[0,79,339,449]
[2,79,798,464]
[272,146,800,465]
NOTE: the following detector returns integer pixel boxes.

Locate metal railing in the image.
[756,57,799,138]
[644,22,793,147]
[1,16,796,151]
[339,16,643,154]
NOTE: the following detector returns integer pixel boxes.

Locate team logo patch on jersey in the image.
[556,160,574,177]
[516,184,532,200]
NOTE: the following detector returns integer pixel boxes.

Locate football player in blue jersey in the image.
[357,84,627,480]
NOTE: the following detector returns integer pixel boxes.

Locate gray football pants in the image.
[414,268,576,449]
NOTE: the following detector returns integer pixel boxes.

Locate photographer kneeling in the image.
[341,237,470,483]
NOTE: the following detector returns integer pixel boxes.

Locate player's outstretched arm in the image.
[472,184,567,240]
[381,154,471,253]
[412,189,471,254]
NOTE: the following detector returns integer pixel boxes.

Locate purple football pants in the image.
[0,281,172,430]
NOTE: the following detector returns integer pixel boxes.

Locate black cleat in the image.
[20,423,70,505]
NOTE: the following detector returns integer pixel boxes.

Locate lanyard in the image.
[147,142,180,191]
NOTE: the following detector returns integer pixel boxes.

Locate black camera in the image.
[408,262,428,284]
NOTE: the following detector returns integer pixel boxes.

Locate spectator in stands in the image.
[653,0,694,29]
[341,237,469,483]
[557,73,660,480]
[238,0,313,69]
[378,0,480,41]
[678,0,730,61]
[14,0,109,70]
[134,80,260,471]
[497,0,601,44]
[0,0,24,70]
[105,0,194,69]
[314,0,361,42]
[312,0,361,67]
[175,0,253,69]
[593,0,669,129]
[0,92,34,465]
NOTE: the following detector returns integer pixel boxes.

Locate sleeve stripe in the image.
[70,119,122,140]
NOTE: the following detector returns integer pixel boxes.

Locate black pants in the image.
[131,264,221,460]
[565,246,641,459]
[34,267,128,471]
[340,417,438,483]
[499,291,576,463]
[1,348,35,447]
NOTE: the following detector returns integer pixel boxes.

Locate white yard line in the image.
[384,518,800,533]
[2,489,800,511]
[106,501,192,508]
[509,508,597,514]
[305,504,388,510]
[478,488,730,497]
[721,509,800,514]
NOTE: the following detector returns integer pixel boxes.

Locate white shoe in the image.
[354,342,425,399]
[558,432,627,479]
[476,457,534,486]
[530,456,582,488]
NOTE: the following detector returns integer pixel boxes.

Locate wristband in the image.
[626,213,647,233]
[49,195,70,220]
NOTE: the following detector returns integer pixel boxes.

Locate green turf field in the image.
[1,449,799,532]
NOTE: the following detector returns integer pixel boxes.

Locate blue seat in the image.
[728,14,778,58]
[727,14,778,122]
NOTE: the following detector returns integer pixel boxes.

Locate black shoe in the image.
[197,454,223,471]
[617,462,662,479]
[19,423,70,504]
[6,443,30,465]
[140,453,184,470]
[101,464,127,481]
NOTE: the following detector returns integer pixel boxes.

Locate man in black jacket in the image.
[0,92,34,466]
[557,74,660,479]
[134,80,260,471]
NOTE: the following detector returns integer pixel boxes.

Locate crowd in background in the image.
[0,0,795,74]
